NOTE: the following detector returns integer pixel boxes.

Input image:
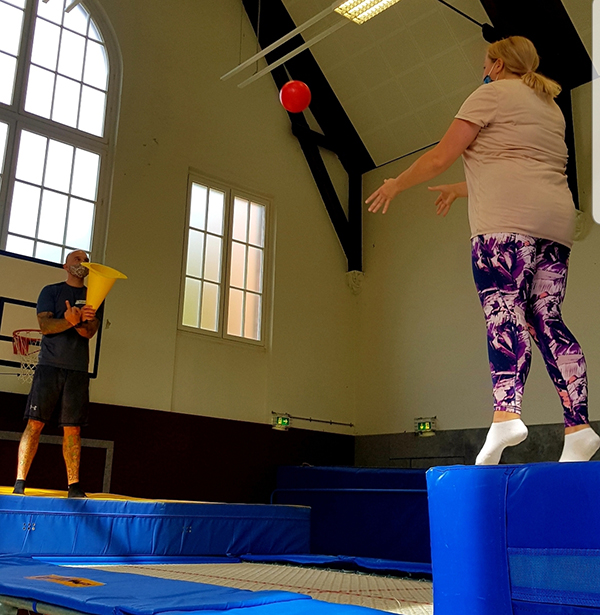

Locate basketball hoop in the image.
[12,329,43,384]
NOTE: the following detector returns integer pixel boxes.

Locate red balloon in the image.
[279,81,311,113]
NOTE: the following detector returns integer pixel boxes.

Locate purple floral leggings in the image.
[471,233,588,427]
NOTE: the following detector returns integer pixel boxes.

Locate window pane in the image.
[0,122,8,170]
[8,182,41,236]
[244,293,261,340]
[71,148,99,200]
[38,189,68,243]
[16,131,47,184]
[0,3,24,56]
[83,40,108,90]
[25,65,55,117]
[186,229,204,279]
[6,234,34,257]
[0,52,17,105]
[249,202,265,247]
[182,278,201,328]
[63,4,88,35]
[88,19,102,42]
[207,189,224,235]
[44,139,73,193]
[57,29,85,80]
[230,241,246,289]
[35,241,62,263]
[200,282,219,332]
[204,234,222,283]
[52,75,80,127]
[78,85,105,136]
[190,183,207,230]
[31,18,61,71]
[227,288,244,337]
[4,0,26,8]
[246,247,263,293]
[37,0,64,26]
[232,197,248,242]
[65,197,94,250]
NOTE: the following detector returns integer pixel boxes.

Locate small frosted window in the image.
[181,180,268,343]
[200,283,219,332]
[182,278,201,328]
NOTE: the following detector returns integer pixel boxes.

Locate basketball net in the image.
[12,329,43,384]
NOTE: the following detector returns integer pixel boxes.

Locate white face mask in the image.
[69,263,89,278]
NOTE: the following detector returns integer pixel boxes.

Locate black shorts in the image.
[24,365,90,427]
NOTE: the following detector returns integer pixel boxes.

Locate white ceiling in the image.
[282,0,592,166]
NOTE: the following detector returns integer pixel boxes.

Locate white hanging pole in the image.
[65,0,84,12]
[237,18,349,88]
[221,0,340,81]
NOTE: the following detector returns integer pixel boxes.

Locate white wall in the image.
[2,0,595,440]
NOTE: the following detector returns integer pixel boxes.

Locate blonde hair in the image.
[487,36,561,100]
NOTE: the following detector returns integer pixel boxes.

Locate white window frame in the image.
[0,0,122,263]
[178,173,273,348]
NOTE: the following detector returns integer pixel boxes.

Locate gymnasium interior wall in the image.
[1,1,598,484]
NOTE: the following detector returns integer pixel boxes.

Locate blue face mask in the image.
[483,62,497,84]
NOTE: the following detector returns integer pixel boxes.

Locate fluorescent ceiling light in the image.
[335,0,403,24]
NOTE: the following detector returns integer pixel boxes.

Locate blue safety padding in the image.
[0,557,388,615]
[426,463,600,615]
[35,556,241,566]
[240,554,432,576]
[0,495,309,557]
[276,466,430,564]
[512,603,600,615]
[509,549,600,607]
[277,466,427,489]
[0,557,306,614]
[426,465,513,615]
[506,463,600,550]
[179,602,387,615]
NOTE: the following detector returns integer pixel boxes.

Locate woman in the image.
[366,36,599,465]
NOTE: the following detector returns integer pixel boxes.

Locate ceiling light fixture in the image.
[222,0,406,88]
[335,0,403,25]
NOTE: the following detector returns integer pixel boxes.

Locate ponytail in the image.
[521,70,561,100]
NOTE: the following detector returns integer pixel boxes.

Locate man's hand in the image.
[64,300,82,327]
[81,305,96,322]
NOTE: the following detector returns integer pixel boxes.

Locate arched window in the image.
[0,0,120,263]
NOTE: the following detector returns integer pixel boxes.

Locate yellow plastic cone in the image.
[82,263,127,309]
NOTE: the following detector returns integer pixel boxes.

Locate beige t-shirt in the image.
[456,79,576,248]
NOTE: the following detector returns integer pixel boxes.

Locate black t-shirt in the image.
[36,282,103,372]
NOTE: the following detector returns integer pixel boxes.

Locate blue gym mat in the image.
[0,490,309,558]
[0,556,388,615]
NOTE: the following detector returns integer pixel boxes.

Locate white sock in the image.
[559,427,600,462]
[475,419,528,465]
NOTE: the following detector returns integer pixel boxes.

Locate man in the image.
[13,250,103,498]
